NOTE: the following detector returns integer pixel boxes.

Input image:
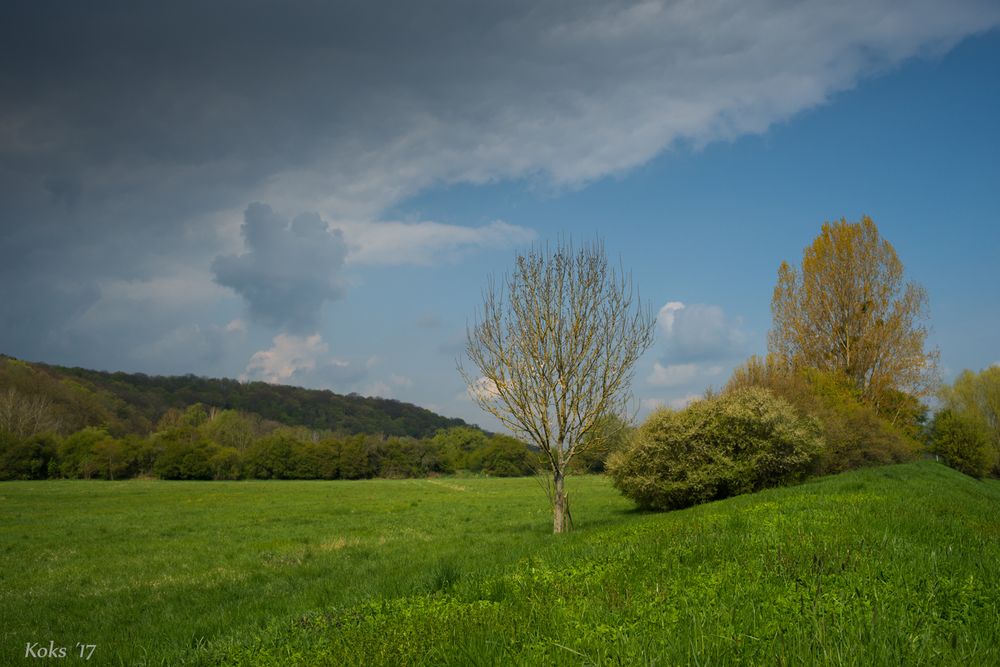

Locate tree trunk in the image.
[553,469,570,534]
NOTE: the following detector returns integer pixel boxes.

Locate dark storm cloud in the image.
[1,0,997,369]
[212,203,348,332]
[5,0,998,211]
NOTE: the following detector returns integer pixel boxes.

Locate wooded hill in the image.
[0,354,471,439]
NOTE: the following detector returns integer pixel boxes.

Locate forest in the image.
[0,355,548,481]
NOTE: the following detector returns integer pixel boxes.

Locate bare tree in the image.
[461,239,654,533]
[0,388,60,438]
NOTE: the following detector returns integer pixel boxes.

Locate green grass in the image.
[2,463,999,665]
[0,475,631,665]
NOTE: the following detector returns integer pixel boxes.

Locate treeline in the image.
[0,402,537,480]
[0,355,469,439]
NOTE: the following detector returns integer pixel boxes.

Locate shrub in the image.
[338,435,373,480]
[939,367,1000,476]
[289,438,339,479]
[152,428,218,480]
[467,435,536,477]
[725,358,921,473]
[0,431,58,480]
[803,370,921,472]
[209,446,243,480]
[89,436,131,480]
[431,427,488,473]
[376,437,423,479]
[58,427,111,478]
[244,433,297,479]
[930,409,993,478]
[608,387,822,510]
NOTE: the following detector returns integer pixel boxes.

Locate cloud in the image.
[364,374,414,399]
[648,362,723,388]
[646,301,738,411]
[462,377,501,403]
[640,392,704,415]
[241,333,367,389]
[27,268,241,375]
[656,302,746,363]
[77,271,232,329]
[341,219,536,266]
[2,1,998,369]
[242,334,333,384]
[5,2,997,228]
[212,203,349,332]
[668,394,704,410]
[641,397,667,412]
[414,312,444,330]
[648,362,699,388]
[0,277,101,358]
[656,302,686,337]
[129,324,226,367]
[389,374,414,389]
[210,206,532,332]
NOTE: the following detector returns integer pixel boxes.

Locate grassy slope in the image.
[209,463,1000,666]
[2,463,998,666]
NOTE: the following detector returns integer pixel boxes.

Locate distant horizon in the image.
[1,352,479,426]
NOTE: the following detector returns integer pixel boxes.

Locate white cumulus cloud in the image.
[462,376,501,403]
[240,333,369,391]
[242,333,335,384]
[656,301,746,363]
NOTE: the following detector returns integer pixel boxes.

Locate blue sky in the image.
[1,2,998,431]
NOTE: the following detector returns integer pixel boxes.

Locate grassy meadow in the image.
[2,463,999,665]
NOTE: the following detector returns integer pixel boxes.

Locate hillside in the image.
[211,462,1000,665]
[0,354,471,438]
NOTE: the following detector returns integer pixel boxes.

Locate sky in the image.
[2,1,998,431]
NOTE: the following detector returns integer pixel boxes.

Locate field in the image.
[1,463,999,665]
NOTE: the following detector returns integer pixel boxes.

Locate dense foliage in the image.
[935,366,1000,476]
[725,356,922,474]
[0,398,537,481]
[930,409,993,478]
[768,216,938,409]
[0,354,535,480]
[0,355,468,439]
[608,387,822,510]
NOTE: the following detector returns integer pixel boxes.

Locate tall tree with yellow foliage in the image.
[769,216,938,415]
